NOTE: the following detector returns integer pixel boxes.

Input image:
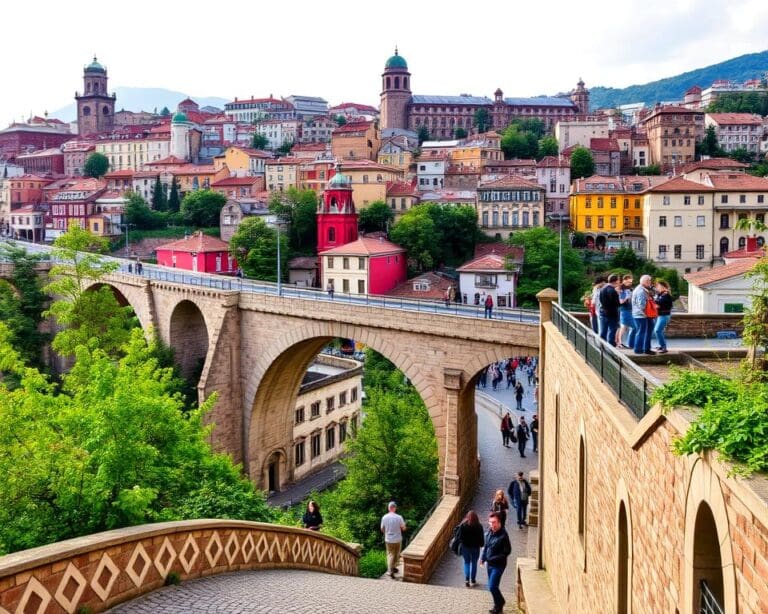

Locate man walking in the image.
[599,273,621,347]
[632,274,655,355]
[480,511,511,613]
[380,501,406,579]
[516,417,529,458]
[500,412,513,448]
[508,472,532,529]
[514,380,524,411]
[530,414,539,453]
[484,294,494,319]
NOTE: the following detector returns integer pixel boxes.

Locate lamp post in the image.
[276,218,282,297]
[121,223,135,254]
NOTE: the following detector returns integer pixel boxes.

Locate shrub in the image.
[650,368,738,411]
[358,549,388,578]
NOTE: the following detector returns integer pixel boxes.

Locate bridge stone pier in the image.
[89,273,540,504]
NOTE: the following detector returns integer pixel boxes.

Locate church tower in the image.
[317,164,358,255]
[75,56,116,136]
[380,48,412,131]
[171,111,192,160]
[571,78,590,116]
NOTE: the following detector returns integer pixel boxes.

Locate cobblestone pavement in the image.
[106,569,493,613]
[430,363,540,603]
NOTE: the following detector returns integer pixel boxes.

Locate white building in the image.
[456,252,522,308]
[285,95,328,119]
[416,154,446,190]
[256,120,300,150]
[685,259,758,313]
[536,156,571,218]
[555,119,610,152]
[705,113,764,154]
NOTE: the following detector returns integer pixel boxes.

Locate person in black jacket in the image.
[302,500,323,531]
[457,510,485,587]
[599,273,621,347]
[480,511,512,613]
[653,280,673,354]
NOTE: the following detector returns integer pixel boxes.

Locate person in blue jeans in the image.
[508,472,532,529]
[456,510,485,587]
[653,280,673,353]
[631,275,655,355]
[617,275,635,348]
[481,511,511,614]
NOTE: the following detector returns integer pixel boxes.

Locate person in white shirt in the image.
[380,501,406,578]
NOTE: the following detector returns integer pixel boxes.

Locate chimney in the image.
[747,236,758,252]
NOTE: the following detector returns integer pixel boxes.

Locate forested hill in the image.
[589,49,768,109]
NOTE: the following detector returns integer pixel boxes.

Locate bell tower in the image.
[75,56,116,136]
[317,164,358,254]
[380,47,412,131]
[571,78,590,116]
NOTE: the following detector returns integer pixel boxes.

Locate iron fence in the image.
[699,580,725,614]
[551,302,658,419]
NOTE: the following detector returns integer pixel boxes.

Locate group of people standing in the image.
[500,412,537,458]
[585,273,673,355]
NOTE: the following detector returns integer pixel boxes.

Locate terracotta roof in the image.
[330,102,378,113]
[474,243,524,263]
[486,159,536,167]
[704,173,768,191]
[288,256,318,269]
[684,259,759,287]
[332,120,374,134]
[536,156,569,168]
[212,176,259,187]
[478,176,543,190]
[291,143,327,151]
[386,272,455,300]
[148,155,187,165]
[457,253,513,273]
[647,176,714,193]
[589,138,620,152]
[157,231,230,253]
[681,158,749,173]
[643,105,703,119]
[266,157,303,165]
[104,170,134,178]
[707,113,763,126]
[386,181,419,197]
[172,164,217,176]
[319,236,405,256]
[341,160,400,173]
[96,190,124,199]
[134,170,159,178]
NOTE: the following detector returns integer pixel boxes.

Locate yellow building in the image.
[331,120,380,161]
[95,138,152,171]
[339,160,403,207]
[266,158,302,192]
[569,175,665,251]
[213,146,270,177]
[172,165,230,197]
[449,134,504,172]
[377,135,414,174]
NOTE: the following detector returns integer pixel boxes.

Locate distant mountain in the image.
[589,50,768,110]
[50,87,230,122]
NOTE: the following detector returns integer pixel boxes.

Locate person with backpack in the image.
[484,294,494,319]
[508,472,532,529]
[454,510,485,587]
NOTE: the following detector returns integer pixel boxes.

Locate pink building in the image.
[156,231,237,274]
[319,237,407,296]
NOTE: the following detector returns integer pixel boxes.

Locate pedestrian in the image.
[136,259,143,275]
[617,274,635,348]
[591,276,607,336]
[514,380,524,411]
[506,368,515,389]
[236,266,244,279]
[508,472,532,529]
[128,263,133,273]
[444,287,451,308]
[480,511,511,614]
[631,274,655,355]
[653,280,673,354]
[380,501,406,579]
[500,412,513,447]
[302,500,323,531]
[516,417,529,458]
[326,280,335,299]
[456,510,485,587]
[583,291,597,333]
[479,367,488,389]
[484,294,494,319]
[599,273,621,347]
[490,489,509,527]
[530,414,539,453]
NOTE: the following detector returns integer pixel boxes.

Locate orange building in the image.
[331,120,380,161]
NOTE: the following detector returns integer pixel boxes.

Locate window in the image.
[674,244,682,259]
[696,216,705,227]
[339,391,347,407]
[610,197,617,208]
[719,237,729,255]
[623,198,629,209]
[342,279,349,293]
[343,257,349,270]
[634,199,640,209]
[721,195,728,204]
[585,216,592,229]
[658,245,667,258]
[311,432,321,458]
[624,216,630,227]
[634,216,641,227]
[328,227,336,242]
[723,303,744,313]
[720,214,729,229]
[295,406,305,424]
[327,256,334,269]
[351,387,358,402]
[739,236,747,249]
[696,244,705,259]
[663,195,670,205]
[326,426,335,451]
[698,195,705,205]
[597,217,604,229]
[674,216,682,227]
[326,396,335,413]
[759,195,765,204]
[585,197,591,208]
[740,194,747,204]
[659,216,667,227]
[310,401,320,418]
[597,197,604,208]
[610,217,617,229]
[339,421,348,444]
[295,440,305,466]
[358,279,365,294]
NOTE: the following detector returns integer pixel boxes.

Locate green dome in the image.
[85,56,105,73]
[172,111,188,123]
[385,48,408,70]
[329,170,351,186]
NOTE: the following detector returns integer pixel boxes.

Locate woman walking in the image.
[456,510,485,587]
[514,380,524,411]
[490,489,509,527]
[302,500,323,531]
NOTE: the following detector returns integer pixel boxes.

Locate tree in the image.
[334,115,347,126]
[417,126,430,145]
[634,164,662,176]
[358,200,394,234]
[167,178,181,213]
[509,227,586,307]
[268,188,318,252]
[500,122,539,160]
[151,176,167,212]
[124,192,160,230]
[570,146,595,179]
[229,217,288,281]
[44,225,136,358]
[251,133,269,150]
[699,125,723,158]
[180,189,226,227]
[729,148,755,164]
[160,106,171,117]
[473,108,490,133]
[83,152,109,178]
[278,141,294,156]
[454,127,468,139]
[537,136,559,159]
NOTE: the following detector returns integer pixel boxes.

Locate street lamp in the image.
[548,214,566,304]
[274,212,289,297]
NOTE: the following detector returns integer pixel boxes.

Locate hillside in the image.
[50,87,229,122]
[590,49,768,109]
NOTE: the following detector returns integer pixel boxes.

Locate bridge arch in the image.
[168,299,210,381]
[82,280,154,332]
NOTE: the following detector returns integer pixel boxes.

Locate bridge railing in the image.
[0,519,360,613]
[551,302,660,419]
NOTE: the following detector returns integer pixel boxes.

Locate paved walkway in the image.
[268,461,346,509]
[106,569,492,613]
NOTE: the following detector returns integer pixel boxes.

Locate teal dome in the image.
[385,48,408,70]
[329,170,351,186]
[172,111,188,123]
[86,56,105,73]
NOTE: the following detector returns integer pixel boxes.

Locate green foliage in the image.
[510,227,586,307]
[707,91,768,116]
[229,217,288,282]
[500,125,538,160]
[742,258,768,364]
[83,152,109,178]
[699,125,723,158]
[164,572,181,586]
[359,550,388,578]
[151,176,168,212]
[167,178,181,213]
[181,190,226,227]
[473,108,490,133]
[278,141,294,155]
[252,133,269,150]
[751,162,768,178]
[160,107,171,117]
[651,368,738,411]
[358,200,394,234]
[728,148,756,164]
[454,127,467,139]
[268,188,318,252]
[334,115,347,126]
[124,192,163,230]
[390,204,480,273]
[608,246,684,296]
[417,126,430,145]
[537,136,559,159]
[634,164,662,176]
[570,146,595,179]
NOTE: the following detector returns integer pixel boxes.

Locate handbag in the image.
[449,523,462,555]
[644,294,658,318]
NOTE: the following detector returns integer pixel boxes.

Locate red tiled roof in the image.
[684,259,759,287]
[386,272,455,300]
[457,253,513,273]
[332,120,374,135]
[704,173,768,191]
[707,113,763,126]
[97,190,124,199]
[589,138,620,152]
[104,170,135,178]
[474,243,524,263]
[212,176,259,187]
[681,158,748,173]
[648,176,715,193]
[386,181,419,197]
[536,156,569,168]
[266,157,303,165]
[291,143,327,151]
[330,102,378,113]
[172,164,217,176]
[157,231,230,253]
[478,176,543,190]
[147,155,187,165]
[643,105,703,118]
[319,236,405,256]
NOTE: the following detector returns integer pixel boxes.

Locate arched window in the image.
[617,502,629,614]
[404,77,409,89]
[394,76,400,89]
[86,83,91,93]
[692,503,724,612]
[719,237,729,256]
[82,106,91,116]
[103,105,110,116]
[738,236,746,249]
[328,227,336,242]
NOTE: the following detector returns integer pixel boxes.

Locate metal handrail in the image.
[699,579,725,614]
[551,302,660,419]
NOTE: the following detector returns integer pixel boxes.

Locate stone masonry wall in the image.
[572,311,744,338]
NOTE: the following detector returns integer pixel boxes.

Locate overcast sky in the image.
[3,0,767,126]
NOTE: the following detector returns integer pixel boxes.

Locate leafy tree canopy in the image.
[229,217,288,282]
[537,136,559,159]
[417,126,430,145]
[181,189,226,227]
[358,200,394,234]
[84,152,109,178]
[167,178,181,214]
[570,146,595,179]
[252,133,269,150]
[268,188,318,252]
[473,108,490,133]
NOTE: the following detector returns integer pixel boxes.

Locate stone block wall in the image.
[572,311,744,338]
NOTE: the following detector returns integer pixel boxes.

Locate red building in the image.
[316,169,359,254]
[0,118,72,159]
[319,237,407,295]
[211,176,264,199]
[7,175,52,207]
[46,178,106,241]
[15,148,65,175]
[156,231,237,274]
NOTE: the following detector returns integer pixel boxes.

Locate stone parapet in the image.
[401,495,462,583]
[571,311,744,338]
